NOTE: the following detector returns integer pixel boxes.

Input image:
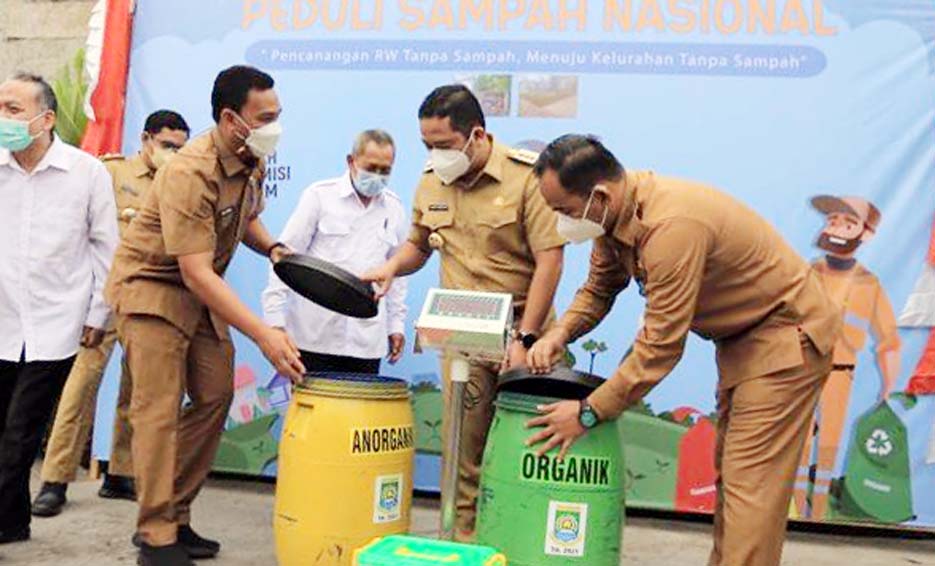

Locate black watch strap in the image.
[267,241,287,258]
[519,331,538,350]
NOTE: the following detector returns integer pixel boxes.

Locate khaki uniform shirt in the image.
[560,171,842,418]
[105,129,265,340]
[102,153,156,238]
[409,139,564,318]
[812,258,900,366]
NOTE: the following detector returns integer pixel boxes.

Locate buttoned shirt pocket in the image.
[377,226,399,254]
[477,207,520,258]
[214,204,240,246]
[418,209,455,251]
[313,218,352,263]
[42,195,88,263]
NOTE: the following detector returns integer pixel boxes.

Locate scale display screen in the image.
[427,294,506,321]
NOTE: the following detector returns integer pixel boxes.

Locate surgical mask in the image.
[150,145,173,170]
[0,112,45,152]
[556,188,608,244]
[354,169,389,198]
[233,113,282,159]
[430,129,478,185]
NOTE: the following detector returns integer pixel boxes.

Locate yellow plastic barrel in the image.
[274,373,415,566]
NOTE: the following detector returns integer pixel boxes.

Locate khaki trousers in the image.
[794,368,852,520]
[440,356,499,540]
[708,338,832,566]
[41,329,134,482]
[118,313,233,546]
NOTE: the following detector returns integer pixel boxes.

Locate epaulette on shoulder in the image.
[507,147,539,166]
[100,153,125,162]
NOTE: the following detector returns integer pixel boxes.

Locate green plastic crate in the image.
[354,535,506,566]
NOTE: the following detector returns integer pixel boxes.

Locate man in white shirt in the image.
[263,130,408,374]
[0,72,118,544]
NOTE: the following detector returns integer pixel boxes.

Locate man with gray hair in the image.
[262,129,408,373]
[0,72,118,544]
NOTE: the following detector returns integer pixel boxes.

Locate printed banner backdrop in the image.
[93,0,935,530]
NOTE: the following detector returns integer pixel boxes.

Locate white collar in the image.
[0,135,72,174]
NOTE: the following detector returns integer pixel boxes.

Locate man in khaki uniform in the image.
[793,195,900,520]
[363,85,565,540]
[32,110,190,518]
[526,135,841,566]
[105,66,304,566]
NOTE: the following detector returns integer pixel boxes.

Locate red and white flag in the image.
[80,0,134,156]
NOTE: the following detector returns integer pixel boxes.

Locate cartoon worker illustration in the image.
[794,195,901,520]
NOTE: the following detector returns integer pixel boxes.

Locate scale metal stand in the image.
[415,288,514,541]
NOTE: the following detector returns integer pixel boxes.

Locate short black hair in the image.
[144,109,190,135]
[418,84,485,137]
[211,65,275,123]
[10,71,57,113]
[534,134,625,196]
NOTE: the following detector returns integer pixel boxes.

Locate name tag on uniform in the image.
[120,184,139,196]
[219,206,237,227]
[428,203,449,212]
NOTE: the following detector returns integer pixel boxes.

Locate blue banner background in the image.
[93,0,935,529]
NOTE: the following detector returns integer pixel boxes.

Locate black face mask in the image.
[816,232,862,256]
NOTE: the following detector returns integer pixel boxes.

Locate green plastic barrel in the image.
[476,392,624,565]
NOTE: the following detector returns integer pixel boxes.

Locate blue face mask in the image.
[0,113,45,152]
[354,169,390,198]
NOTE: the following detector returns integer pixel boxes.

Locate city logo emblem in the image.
[379,478,400,512]
[373,474,403,523]
[545,501,588,557]
[554,509,581,543]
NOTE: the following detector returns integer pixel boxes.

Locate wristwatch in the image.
[518,331,538,350]
[267,241,287,259]
[578,399,599,429]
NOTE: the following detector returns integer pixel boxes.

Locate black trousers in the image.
[299,351,380,375]
[0,355,75,531]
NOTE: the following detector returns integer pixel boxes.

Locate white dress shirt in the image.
[0,136,118,362]
[263,171,408,359]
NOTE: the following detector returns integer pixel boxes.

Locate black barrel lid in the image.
[497,366,604,400]
[273,254,378,319]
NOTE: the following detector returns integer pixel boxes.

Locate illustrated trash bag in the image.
[674,414,717,513]
[838,401,914,524]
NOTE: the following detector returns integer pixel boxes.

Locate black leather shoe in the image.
[133,526,219,560]
[31,482,67,517]
[137,542,195,566]
[98,474,136,501]
[0,526,30,545]
[178,525,220,555]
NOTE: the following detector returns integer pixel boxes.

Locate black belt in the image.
[832,364,856,372]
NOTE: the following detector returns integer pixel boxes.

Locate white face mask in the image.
[354,169,390,198]
[556,188,608,244]
[430,128,478,185]
[234,113,282,159]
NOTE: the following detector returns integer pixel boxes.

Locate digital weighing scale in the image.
[415,288,514,540]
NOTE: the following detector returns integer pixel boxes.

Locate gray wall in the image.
[0,0,96,82]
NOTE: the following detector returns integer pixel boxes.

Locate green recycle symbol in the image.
[865,428,893,457]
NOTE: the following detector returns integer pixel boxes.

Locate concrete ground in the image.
[2,469,933,565]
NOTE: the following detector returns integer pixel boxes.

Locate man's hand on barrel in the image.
[525,400,586,461]
[526,328,570,374]
[259,326,306,383]
[499,340,529,374]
